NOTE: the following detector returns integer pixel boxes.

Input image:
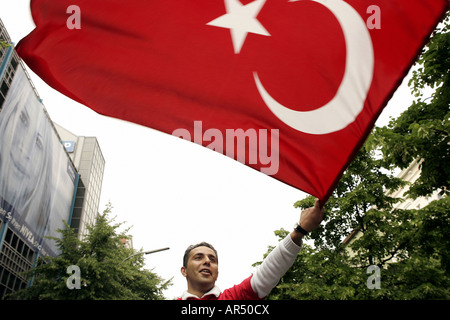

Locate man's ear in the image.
[181,266,187,277]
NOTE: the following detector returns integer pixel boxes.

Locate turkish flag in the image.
[17,0,448,203]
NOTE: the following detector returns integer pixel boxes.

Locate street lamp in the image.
[123,247,170,261]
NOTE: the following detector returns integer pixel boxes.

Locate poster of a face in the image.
[0,66,76,256]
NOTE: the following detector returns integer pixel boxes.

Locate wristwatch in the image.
[294,222,309,236]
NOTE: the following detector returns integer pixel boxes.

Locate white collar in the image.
[180,286,221,300]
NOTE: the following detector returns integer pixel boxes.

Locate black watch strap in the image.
[294,223,309,235]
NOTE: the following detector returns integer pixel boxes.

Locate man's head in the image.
[181,242,219,295]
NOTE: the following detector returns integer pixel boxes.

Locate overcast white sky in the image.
[0,1,418,299]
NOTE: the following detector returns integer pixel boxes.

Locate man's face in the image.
[181,246,219,291]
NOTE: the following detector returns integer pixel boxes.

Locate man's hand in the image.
[291,199,324,245]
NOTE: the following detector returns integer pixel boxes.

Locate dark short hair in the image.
[183,242,218,268]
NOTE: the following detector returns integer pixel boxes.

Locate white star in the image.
[207,0,271,54]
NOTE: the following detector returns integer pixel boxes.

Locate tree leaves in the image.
[374,12,449,198]
[6,204,171,300]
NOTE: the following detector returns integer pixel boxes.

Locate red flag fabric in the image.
[17,0,448,203]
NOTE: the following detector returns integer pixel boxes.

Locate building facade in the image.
[388,159,443,210]
[1,20,40,298]
[1,19,21,113]
[55,124,105,238]
[0,19,105,298]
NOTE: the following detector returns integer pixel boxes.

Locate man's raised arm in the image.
[251,199,324,299]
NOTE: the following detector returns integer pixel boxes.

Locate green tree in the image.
[6,203,171,300]
[255,147,408,300]
[255,148,448,299]
[371,12,449,198]
[298,148,406,253]
[0,39,10,48]
[256,229,363,300]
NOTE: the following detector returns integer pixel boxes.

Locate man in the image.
[179,199,324,300]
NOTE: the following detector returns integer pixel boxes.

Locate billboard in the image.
[0,65,77,257]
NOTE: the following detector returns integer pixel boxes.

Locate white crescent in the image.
[254,0,374,135]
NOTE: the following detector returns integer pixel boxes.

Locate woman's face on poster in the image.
[6,101,45,185]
